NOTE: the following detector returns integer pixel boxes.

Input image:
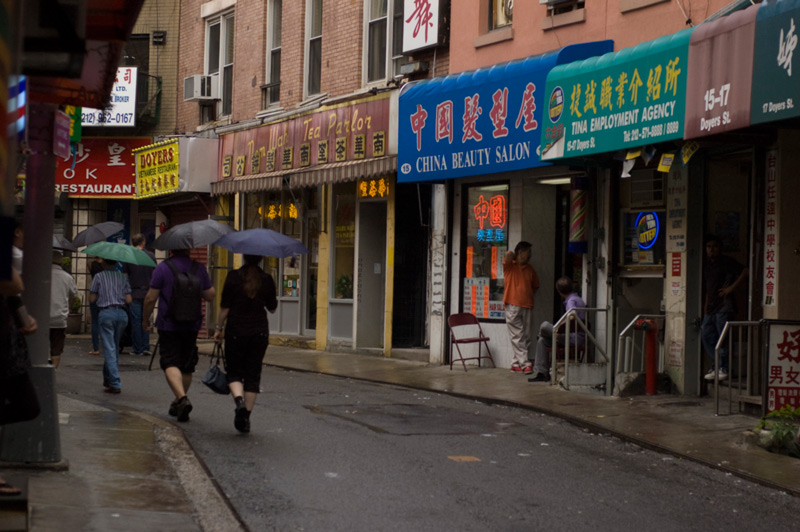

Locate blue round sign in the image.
[636,212,659,250]
[548,86,564,124]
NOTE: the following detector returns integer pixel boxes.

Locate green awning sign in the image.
[541,29,693,160]
[751,0,800,124]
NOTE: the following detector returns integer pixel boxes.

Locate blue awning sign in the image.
[397,41,613,183]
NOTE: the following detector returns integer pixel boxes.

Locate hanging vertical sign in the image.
[764,320,800,414]
[763,149,779,307]
[403,0,440,53]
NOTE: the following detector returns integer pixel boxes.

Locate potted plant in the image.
[66,295,83,334]
[753,404,800,458]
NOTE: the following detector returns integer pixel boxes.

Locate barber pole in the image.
[568,176,588,254]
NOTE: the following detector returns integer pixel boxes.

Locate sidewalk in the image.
[0,394,243,532]
[212,341,800,497]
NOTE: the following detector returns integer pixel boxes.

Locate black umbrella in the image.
[153,219,235,250]
[52,234,77,252]
[72,221,124,248]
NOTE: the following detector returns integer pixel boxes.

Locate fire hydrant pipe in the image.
[635,319,659,395]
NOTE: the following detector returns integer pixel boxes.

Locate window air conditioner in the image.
[183,74,219,101]
[629,169,666,208]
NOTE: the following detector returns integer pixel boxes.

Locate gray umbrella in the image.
[153,219,235,250]
[53,234,77,252]
[72,221,124,248]
[214,228,310,258]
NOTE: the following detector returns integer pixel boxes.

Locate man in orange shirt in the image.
[503,241,540,374]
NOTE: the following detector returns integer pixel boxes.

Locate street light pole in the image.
[0,102,63,465]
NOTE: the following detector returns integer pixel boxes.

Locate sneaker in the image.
[528,371,550,383]
[234,403,250,433]
[174,396,192,422]
[103,387,121,394]
[704,368,717,381]
[168,399,180,417]
[511,364,524,373]
[717,369,729,381]
[523,365,533,375]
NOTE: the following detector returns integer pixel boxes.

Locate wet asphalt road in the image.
[55,339,800,532]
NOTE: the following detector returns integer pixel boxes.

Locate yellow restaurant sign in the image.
[133,139,180,199]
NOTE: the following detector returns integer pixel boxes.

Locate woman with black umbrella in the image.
[213,254,278,433]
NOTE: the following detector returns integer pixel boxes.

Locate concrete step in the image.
[0,476,28,532]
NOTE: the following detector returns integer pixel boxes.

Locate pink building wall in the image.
[449,0,732,73]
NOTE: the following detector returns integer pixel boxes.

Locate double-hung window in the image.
[490,0,512,30]
[207,12,234,116]
[306,0,322,97]
[366,0,408,84]
[265,0,282,106]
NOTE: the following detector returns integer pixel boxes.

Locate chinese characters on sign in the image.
[359,178,390,199]
[133,139,180,199]
[261,203,298,221]
[399,41,612,182]
[764,150,779,307]
[82,67,137,127]
[218,98,391,181]
[55,138,149,198]
[541,32,689,160]
[403,0,439,53]
[766,322,800,412]
[463,185,508,320]
[473,194,506,242]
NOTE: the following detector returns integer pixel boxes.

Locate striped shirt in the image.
[90,270,131,309]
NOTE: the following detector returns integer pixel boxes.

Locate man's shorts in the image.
[158,329,199,373]
[50,328,66,357]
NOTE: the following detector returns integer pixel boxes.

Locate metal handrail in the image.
[714,321,760,416]
[606,314,666,395]
[613,314,665,373]
[549,307,608,390]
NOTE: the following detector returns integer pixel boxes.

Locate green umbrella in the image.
[82,241,157,267]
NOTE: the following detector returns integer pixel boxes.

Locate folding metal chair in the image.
[447,313,496,371]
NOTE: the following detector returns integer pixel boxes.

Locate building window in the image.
[265,0,282,106]
[332,183,355,300]
[206,12,234,116]
[546,0,585,17]
[306,0,322,97]
[366,0,409,83]
[490,0,513,30]
[462,183,509,320]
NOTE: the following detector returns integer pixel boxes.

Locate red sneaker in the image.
[511,364,524,373]
[523,365,533,375]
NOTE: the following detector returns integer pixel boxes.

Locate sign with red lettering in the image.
[765,321,800,414]
[671,253,681,277]
[218,96,391,180]
[55,137,148,198]
[403,0,439,53]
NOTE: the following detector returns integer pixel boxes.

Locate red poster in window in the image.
[470,284,477,316]
[465,246,473,278]
[491,246,497,279]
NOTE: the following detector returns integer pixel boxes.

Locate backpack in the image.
[165,259,203,323]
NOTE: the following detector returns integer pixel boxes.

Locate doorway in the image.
[356,201,387,348]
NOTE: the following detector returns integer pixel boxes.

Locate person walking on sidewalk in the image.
[87,256,104,356]
[89,259,131,394]
[143,249,215,422]
[122,233,156,356]
[702,234,748,382]
[529,276,586,382]
[50,251,77,368]
[503,241,540,374]
[213,254,278,433]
